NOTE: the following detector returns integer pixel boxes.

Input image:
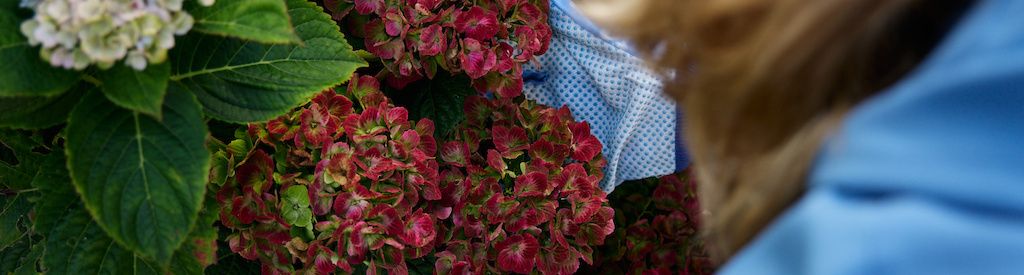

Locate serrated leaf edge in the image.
[63,90,210,267]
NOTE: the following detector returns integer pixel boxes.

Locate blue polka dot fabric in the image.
[523,0,688,191]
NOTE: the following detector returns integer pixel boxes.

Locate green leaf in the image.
[166,201,219,275]
[188,0,301,44]
[209,150,232,187]
[34,136,204,274]
[0,83,87,129]
[226,139,250,158]
[0,194,31,250]
[0,239,25,272]
[389,74,475,138]
[0,131,61,250]
[36,182,205,275]
[169,0,367,123]
[166,241,206,275]
[281,185,312,228]
[188,197,221,270]
[26,145,74,234]
[0,236,33,271]
[0,130,48,190]
[64,87,210,264]
[0,8,79,97]
[11,241,42,275]
[32,156,158,274]
[43,205,166,274]
[97,62,171,119]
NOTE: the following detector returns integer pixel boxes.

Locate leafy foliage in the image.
[188,0,301,44]
[97,62,172,118]
[0,237,41,275]
[0,130,211,274]
[0,0,364,273]
[0,85,85,129]
[0,194,31,250]
[65,88,210,264]
[0,0,708,274]
[0,130,58,251]
[170,0,367,123]
[385,73,476,138]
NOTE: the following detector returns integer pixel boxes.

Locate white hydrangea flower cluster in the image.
[19,0,215,71]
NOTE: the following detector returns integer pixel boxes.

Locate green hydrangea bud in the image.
[19,0,216,71]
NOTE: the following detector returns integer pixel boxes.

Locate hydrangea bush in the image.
[0,0,365,273]
[326,0,551,98]
[579,170,716,275]
[0,0,721,274]
[214,77,444,274]
[432,95,613,274]
[213,71,615,274]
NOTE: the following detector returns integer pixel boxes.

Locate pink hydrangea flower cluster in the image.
[216,74,612,274]
[217,75,441,274]
[582,170,716,275]
[327,0,552,98]
[432,95,613,274]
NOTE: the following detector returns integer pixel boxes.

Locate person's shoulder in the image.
[810,0,1024,210]
[718,3,1024,274]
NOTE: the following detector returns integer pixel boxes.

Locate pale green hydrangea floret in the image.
[20,0,215,71]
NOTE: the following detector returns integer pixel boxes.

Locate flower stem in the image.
[81,74,102,86]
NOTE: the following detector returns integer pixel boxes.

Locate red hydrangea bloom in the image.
[474,66,525,98]
[492,125,529,157]
[570,121,602,162]
[312,88,354,117]
[218,149,276,227]
[364,19,405,60]
[333,185,380,219]
[265,117,294,140]
[433,96,612,274]
[454,7,501,41]
[515,26,543,58]
[306,243,337,274]
[400,211,437,248]
[409,0,442,11]
[514,171,548,197]
[347,74,382,104]
[383,8,407,36]
[217,78,441,275]
[415,24,445,56]
[460,38,498,79]
[539,243,581,275]
[495,234,540,274]
[516,3,545,26]
[526,19,552,56]
[498,0,523,13]
[440,141,471,167]
[328,0,552,98]
[354,0,384,15]
[579,170,716,274]
[486,149,506,171]
[298,103,341,147]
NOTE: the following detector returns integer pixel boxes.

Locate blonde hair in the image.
[578,0,971,261]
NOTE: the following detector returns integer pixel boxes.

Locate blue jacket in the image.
[720,1,1024,274]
